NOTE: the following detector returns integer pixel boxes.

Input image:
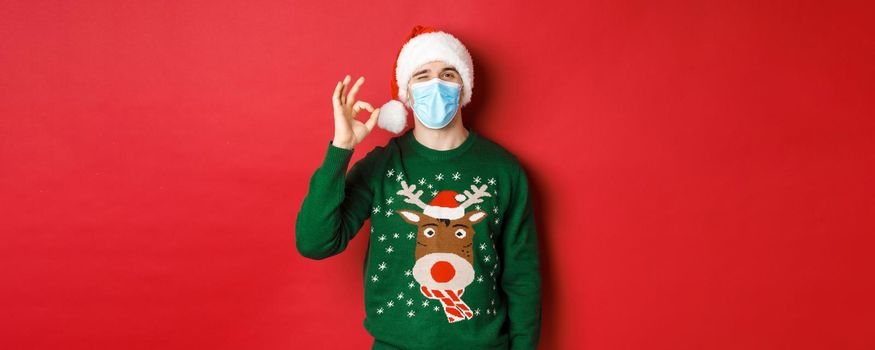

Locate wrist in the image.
[331,139,354,150]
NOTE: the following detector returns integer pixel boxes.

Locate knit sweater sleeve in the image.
[500,162,543,350]
[295,140,375,260]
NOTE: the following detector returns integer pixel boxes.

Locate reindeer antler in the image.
[396,180,430,210]
[459,184,492,209]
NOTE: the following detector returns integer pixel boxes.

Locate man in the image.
[295,25,542,350]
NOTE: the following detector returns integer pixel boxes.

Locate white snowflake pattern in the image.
[494,218,500,225]
[385,210,393,217]
[377,307,384,314]
[477,275,484,283]
[408,281,416,288]
[392,232,400,239]
[386,246,395,254]
[371,275,379,282]
[421,300,430,307]
[473,176,481,184]
[407,310,416,318]
[433,306,441,312]
[386,197,394,205]
[406,232,414,239]
[488,177,496,185]
[378,234,387,242]
[395,173,404,182]
[427,183,433,189]
[452,172,461,180]
[387,300,394,308]
[378,262,387,271]
[397,292,405,300]
[483,255,491,263]
[387,169,395,177]
[406,298,414,306]
[431,190,438,197]
[435,173,444,181]
[404,269,412,277]
[479,242,487,250]
[493,206,499,213]
[418,178,426,185]
[373,205,381,214]
[475,308,481,316]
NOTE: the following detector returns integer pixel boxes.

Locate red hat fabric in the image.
[390,25,439,102]
[423,190,468,220]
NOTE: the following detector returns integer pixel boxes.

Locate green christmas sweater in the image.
[295,127,542,350]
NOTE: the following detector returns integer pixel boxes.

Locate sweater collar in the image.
[400,127,477,161]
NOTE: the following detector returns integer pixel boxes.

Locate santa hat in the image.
[378,25,475,134]
[423,190,468,220]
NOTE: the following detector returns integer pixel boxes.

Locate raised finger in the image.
[347,76,365,105]
[340,75,351,105]
[332,81,343,109]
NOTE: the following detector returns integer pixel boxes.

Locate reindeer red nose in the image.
[431,261,456,283]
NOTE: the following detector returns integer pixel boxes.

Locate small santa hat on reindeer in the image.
[423,190,469,220]
[377,25,475,134]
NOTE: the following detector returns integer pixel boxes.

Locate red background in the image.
[2,1,873,349]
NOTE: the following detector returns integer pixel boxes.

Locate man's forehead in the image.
[413,63,459,75]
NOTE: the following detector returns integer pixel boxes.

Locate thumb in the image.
[365,108,380,132]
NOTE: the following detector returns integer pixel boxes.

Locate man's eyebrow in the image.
[413,67,458,77]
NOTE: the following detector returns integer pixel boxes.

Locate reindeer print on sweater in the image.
[296,130,542,347]
[368,168,503,324]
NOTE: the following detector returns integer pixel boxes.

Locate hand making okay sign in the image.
[331,75,381,150]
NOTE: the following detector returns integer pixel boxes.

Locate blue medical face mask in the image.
[409,77,461,129]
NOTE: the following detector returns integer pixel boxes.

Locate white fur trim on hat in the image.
[423,205,465,220]
[395,32,474,108]
[377,99,408,134]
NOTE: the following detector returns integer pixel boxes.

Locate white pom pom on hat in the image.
[377,25,475,134]
[377,100,407,134]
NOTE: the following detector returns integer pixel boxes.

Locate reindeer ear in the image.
[466,210,487,224]
[397,209,422,224]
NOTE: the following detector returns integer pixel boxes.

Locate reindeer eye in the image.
[454,229,466,239]
[423,228,436,237]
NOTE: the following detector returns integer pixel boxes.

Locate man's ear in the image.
[465,210,487,224]
[397,209,424,224]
